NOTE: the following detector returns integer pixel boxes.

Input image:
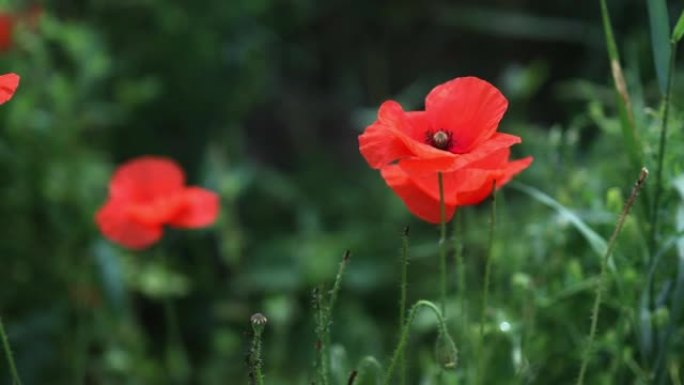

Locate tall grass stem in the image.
[575,168,649,385]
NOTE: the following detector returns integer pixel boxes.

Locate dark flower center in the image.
[426,130,453,151]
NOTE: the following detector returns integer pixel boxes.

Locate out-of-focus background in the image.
[2,0,684,384]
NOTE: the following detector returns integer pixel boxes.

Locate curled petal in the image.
[404,152,533,207]
[0,73,19,104]
[169,187,220,228]
[359,101,453,169]
[95,200,163,250]
[109,156,185,202]
[425,77,508,153]
[398,133,521,176]
[380,165,456,224]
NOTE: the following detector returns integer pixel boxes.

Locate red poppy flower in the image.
[359,76,532,223]
[0,5,42,52]
[0,72,19,104]
[0,13,13,52]
[95,156,220,250]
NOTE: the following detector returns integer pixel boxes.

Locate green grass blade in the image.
[511,183,609,263]
[647,0,672,94]
[599,0,645,172]
[672,10,684,43]
[650,176,684,384]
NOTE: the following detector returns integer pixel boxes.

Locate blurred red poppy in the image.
[0,72,19,104]
[0,5,42,52]
[96,156,220,250]
[359,76,532,223]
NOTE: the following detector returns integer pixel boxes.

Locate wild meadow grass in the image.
[2,1,684,385]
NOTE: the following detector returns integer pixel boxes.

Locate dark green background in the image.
[1,0,683,384]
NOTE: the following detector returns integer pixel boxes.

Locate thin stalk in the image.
[438,172,448,317]
[248,313,267,385]
[73,311,89,385]
[159,252,189,384]
[0,317,23,385]
[383,300,455,385]
[399,227,410,385]
[351,356,383,385]
[476,184,497,385]
[313,287,328,385]
[650,40,676,254]
[316,251,351,385]
[453,211,467,337]
[576,168,649,385]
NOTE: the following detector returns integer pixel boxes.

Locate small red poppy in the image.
[359,76,532,223]
[0,72,19,104]
[0,5,42,53]
[0,13,13,52]
[95,156,220,250]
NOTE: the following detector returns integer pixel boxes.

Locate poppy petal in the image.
[402,151,533,206]
[380,165,456,224]
[0,73,19,104]
[359,101,455,169]
[425,77,508,153]
[169,187,220,228]
[95,200,163,250]
[451,156,533,205]
[110,156,185,202]
[398,133,521,177]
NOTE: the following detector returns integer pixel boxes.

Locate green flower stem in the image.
[315,251,351,385]
[438,172,448,317]
[576,168,648,385]
[476,184,496,385]
[383,300,452,385]
[352,356,383,385]
[249,314,268,385]
[0,317,23,385]
[158,252,189,384]
[399,227,410,385]
[453,211,467,336]
[313,287,328,385]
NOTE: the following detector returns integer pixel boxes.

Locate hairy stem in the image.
[383,300,453,385]
[248,314,267,385]
[576,168,649,385]
[315,251,351,385]
[351,356,383,385]
[438,172,448,317]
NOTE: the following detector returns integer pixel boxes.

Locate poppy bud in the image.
[434,330,458,370]
[251,313,268,329]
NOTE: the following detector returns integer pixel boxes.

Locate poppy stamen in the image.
[427,130,453,151]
